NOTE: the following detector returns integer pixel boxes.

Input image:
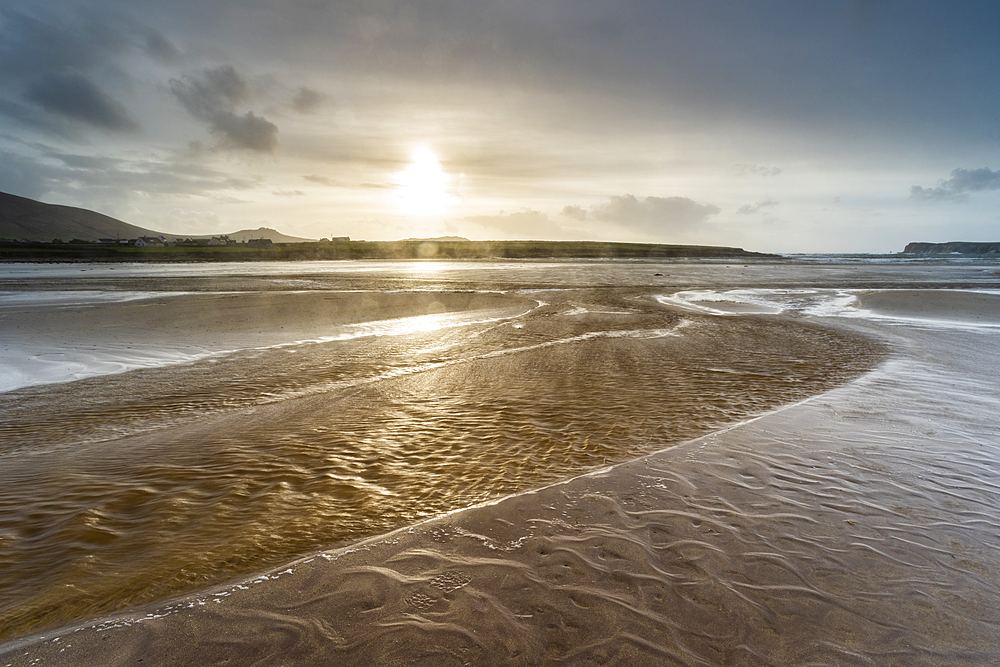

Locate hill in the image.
[400,236,471,243]
[1,191,773,261]
[0,191,162,242]
[904,241,1000,255]
[0,191,314,243]
[198,227,315,244]
[1,237,777,262]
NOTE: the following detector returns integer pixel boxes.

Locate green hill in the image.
[0,191,315,243]
[0,191,162,242]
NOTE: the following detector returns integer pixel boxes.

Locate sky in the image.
[1,0,999,253]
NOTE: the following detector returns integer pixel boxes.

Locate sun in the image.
[393,147,454,216]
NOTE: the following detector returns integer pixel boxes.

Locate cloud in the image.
[466,209,569,239]
[910,167,1000,201]
[0,98,82,138]
[170,65,247,118]
[142,28,181,63]
[0,148,263,204]
[169,65,278,152]
[48,152,126,170]
[584,194,720,233]
[159,207,225,235]
[471,196,720,242]
[0,151,51,199]
[291,86,326,113]
[737,198,779,214]
[25,71,138,132]
[0,8,119,80]
[304,174,336,186]
[213,111,279,152]
[560,204,588,221]
[733,164,783,177]
[273,189,305,197]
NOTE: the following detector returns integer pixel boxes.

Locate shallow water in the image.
[1,259,998,658]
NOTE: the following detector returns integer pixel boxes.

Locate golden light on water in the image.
[393,147,454,216]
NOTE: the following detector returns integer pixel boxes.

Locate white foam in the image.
[657,289,830,316]
[659,288,1000,331]
[0,291,194,307]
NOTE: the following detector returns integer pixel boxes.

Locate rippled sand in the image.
[2,261,999,665]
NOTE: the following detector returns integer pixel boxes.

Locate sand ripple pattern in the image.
[0,288,881,642]
[5,319,998,666]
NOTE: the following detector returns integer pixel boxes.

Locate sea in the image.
[1,257,999,665]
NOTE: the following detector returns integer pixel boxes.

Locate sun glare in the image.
[393,147,454,216]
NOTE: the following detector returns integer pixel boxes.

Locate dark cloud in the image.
[213,111,278,152]
[170,65,247,118]
[291,86,325,113]
[0,8,117,79]
[0,7,189,139]
[169,66,278,152]
[0,148,262,205]
[143,28,181,62]
[0,98,83,138]
[585,194,720,232]
[25,71,139,132]
[273,189,305,197]
[737,199,779,215]
[910,167,1000,201]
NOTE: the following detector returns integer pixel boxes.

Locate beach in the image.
[2,259,1000,665]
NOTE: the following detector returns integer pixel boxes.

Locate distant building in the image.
[133,236,165,247]
[247,238,273,247]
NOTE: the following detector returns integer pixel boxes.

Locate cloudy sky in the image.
[1,0,998,252]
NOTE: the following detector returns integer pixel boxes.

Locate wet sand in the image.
[0,290,535,391]
[3,287,999,665]
[0,284,882,643]
[856,288,1000,324]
